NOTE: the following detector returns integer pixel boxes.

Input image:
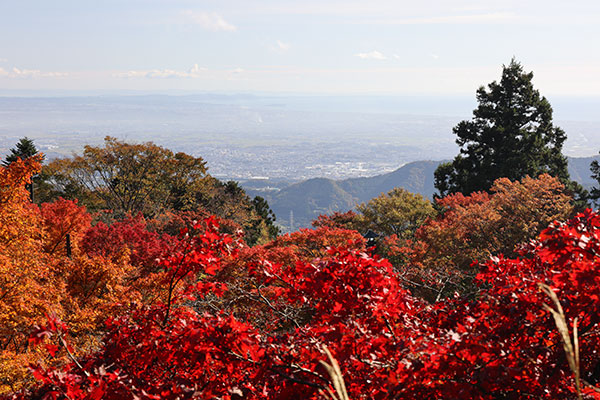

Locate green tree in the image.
[2,137,40,167]
[40,136,207,217]
[3,137,43,201]
[590,156,600,206]
[356,187,436,239]
[252,196,280,239]
[434,59,579,199]
[196,179,273,246]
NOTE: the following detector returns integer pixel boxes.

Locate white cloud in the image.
[146,69,187,78]
[269,40,291,53]
[114,70,147,78]
[113,64,207,79]
[180,10,236,32]
[355,51,387,60]
[0,58,7,63]
[0,67,68,79]
[189,64,206,75]
[430,53,440,59]
[277,40,291,51]
[230,68,245,74]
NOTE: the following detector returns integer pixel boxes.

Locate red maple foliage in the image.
[14,208,600,399]
[80,214,173,274]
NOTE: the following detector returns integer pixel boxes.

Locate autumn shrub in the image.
[388,174,575,300]
[312,210,362,231]
[3,157,600,399]
[11,207,600,399]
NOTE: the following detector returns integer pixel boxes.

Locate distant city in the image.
[1,93,599,185]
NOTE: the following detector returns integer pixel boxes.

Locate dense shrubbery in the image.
[2,153,600,399]
[382,174,575,300]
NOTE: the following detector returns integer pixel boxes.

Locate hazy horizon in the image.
[1,91,600,120]
[1,93,599,184]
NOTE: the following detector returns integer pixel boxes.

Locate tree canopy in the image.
[38,137,278,245]
[3,138,600,398]
[356,187,436,238]
[406,174,574,299]
[13,198,600,399]
[434,59,577,198]
[2,137,40,167]
[40,136,208,217]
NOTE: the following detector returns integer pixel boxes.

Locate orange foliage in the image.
[0,155,65,392]
[0,158,161,392]
[54,254,135,342]
[391,174,574,300]
[40,198,91,256]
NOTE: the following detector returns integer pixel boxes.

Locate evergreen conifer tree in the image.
[434,59,580,199]
[590,158,600,206]
[2,137,40,166]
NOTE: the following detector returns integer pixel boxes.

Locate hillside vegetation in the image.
[2,153,600,399]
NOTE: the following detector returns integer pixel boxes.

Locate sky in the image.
[1,0,600,95]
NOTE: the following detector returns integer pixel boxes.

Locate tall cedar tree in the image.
[434,59,578,198]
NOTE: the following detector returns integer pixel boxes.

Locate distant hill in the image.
[257,160,442,230]
[337,160,442,203]
[249,155,600,232]
[265,178,358,230]
[568,155,600,189]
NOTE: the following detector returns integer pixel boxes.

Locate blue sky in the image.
[1,0,599,95]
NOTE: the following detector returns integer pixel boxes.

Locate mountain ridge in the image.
[245,156,600,231]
